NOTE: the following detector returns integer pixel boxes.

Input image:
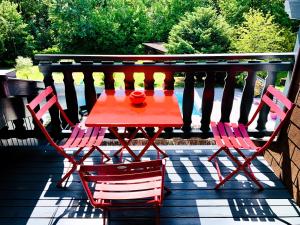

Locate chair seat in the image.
[79,159,165,208]
[26,86,110,188]
[61,123,106,149]
[209,86,295,190]
[93,176,162,202]
[210,121,257,150]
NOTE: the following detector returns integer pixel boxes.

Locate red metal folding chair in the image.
[78,159,166,225]
[209,86,295,189]
[26,86,110,187]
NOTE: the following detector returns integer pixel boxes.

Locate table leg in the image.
[109,127,139,161]
[136,127,165,161]
[140,128,168,158]
[113,127,139,157]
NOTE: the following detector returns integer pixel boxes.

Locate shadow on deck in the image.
[0,145,300,225]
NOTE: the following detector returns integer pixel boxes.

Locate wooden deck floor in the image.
[0,145,300,225]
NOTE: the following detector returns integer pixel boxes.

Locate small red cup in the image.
[129,91,146,105]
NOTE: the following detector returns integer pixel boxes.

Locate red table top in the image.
[85,90,183,127]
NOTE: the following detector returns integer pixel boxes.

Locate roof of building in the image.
[142,42,167,53]
[285,0,300,19]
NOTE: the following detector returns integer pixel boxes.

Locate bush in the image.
[166,7,233,54]
[232,9,294,53]
[15,56,33,70]
[15,56,35,80]
[34,45,61,54]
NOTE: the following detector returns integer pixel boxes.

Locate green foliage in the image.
[166,7,232,54]
[217,0,298,30]
[15,56,33,70]
[217,0,248,25]
[15,56,37,80]
[34,45,61,54]
[232,9,294,52]
[49,0,152,54]
[0,1,34,66]
[147,0,211,42]
[0,0,297,68]
[10,0,54,52]
[48,0,216,53]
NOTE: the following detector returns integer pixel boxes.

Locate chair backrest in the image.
[26,86,73,148]
[248,85,295,154]
[78,159,166,207]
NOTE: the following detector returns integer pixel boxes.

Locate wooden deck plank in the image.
[2,217,300,225]
[1,205,300,218]
[1,165,275,176]
[1,156,273,168]
[0,189,293,200]
[0,180,286,191]
[0,145,298,225]
[0,198,298,207]
[0,173,281,185]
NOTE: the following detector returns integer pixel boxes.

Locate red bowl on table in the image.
[129,90,146,105]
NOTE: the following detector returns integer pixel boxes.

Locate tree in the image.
[233,9,294,53]
[166,7,232,54]
[0,1,34,66]
[217,0,298,30]
[146,0,213,42]
[5,0,55,53]
[49,0,151,54]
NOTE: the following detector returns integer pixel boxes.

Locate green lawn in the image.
[16,65,285,90]
[16,66,185,88]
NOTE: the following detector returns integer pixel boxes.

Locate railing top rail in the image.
[38,61,294,74]
[35,52,295,62]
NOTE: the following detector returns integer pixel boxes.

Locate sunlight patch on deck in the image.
[166,160,183,183]
[180,157,206,187]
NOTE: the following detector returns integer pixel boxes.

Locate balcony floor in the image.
[0,145,300,225]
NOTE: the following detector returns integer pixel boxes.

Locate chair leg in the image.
[213,158,223,183]
[73,147,84,157]
[103,208,110,225]
[211,145,265,190]
[95,146,111,161]
[208,146,225,162]
[164,186,172,195]
[215,166,240,189]
[78,146,110,165]
[119,148,123,162]
[78,147,96,164]
[57,164,77,188]
[214,147,243,189]
[243,166,264,190]
[155,206,160,225]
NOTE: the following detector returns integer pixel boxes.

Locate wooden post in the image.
[144,71,155,90]
[63,71,79,123]
[124,72,135,90]
[0,75,9,97]
[256,71,277,131]
[164,72,175,90]
[164,72,175,135]
[239,71,257,124]
[220,71,236,122]
[104,72,115,90]
[40,64,61,133]
[182,72,195,133]
[83,71,97,113]
[200,72,215,133]
[144,71,155,135]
